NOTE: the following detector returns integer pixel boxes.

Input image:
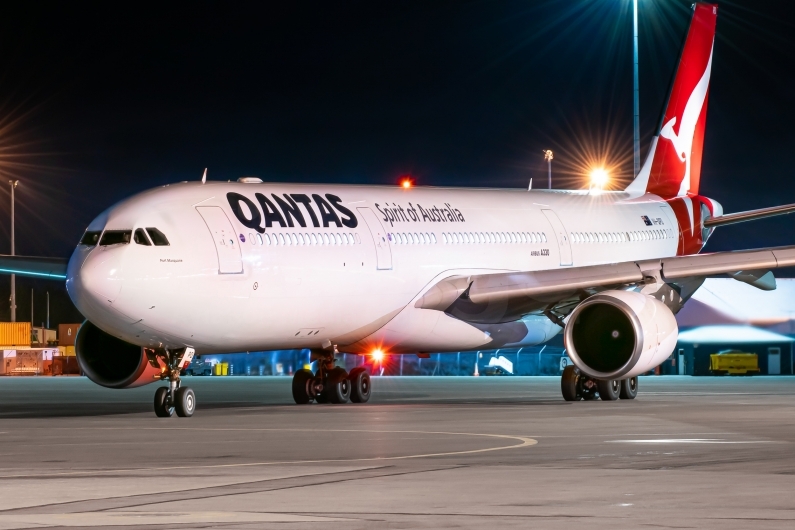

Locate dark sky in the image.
[0,0,793,325]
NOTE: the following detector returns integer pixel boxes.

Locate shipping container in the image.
[32,327,57,346]
[58,323,82,346]
[0,322,32,347]
[52,356,80,375]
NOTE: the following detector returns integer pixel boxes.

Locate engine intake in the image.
[564,290,678,380]
[75,321,162,388]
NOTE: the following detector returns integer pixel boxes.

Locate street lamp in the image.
[9,179,18,322]
[543,150,553,189]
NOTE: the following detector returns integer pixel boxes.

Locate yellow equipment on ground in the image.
[213,362,229,376]
[709,352,760,375]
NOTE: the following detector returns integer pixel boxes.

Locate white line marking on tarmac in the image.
[0,429,538,479]
[606,439,779,444]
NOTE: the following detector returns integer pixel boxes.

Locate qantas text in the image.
[227,192,357,233]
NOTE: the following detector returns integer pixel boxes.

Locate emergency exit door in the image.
[196,206,243,274]
[542,210,573,266]
[357,207,392,270]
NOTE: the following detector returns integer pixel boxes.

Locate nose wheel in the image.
[153,347,196,418]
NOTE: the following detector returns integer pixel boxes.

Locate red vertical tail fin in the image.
[626,3,717,198]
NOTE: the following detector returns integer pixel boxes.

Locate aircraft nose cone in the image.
[77,248,125,305]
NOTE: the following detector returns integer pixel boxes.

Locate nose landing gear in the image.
[153,347,196,418]
[292,348,371,405]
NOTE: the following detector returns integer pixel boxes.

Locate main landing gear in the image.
[153,347,196,418]
[292,349,371,405]
[560,365,637,402]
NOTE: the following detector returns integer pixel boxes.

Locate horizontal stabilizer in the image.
[704,202,795,228]
[0,255,68,280]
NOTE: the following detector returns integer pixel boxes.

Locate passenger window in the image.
[257,233,264,245]
[145,228,170,246]
[431,233,437,244]
[133,228,151,246]
[542,233,547,243]
[80,230,102,246]
[100,230,132,246]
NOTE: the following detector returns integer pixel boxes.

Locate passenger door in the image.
[542,210,573,266]
[357,207,392,270]
[196,206,243,274]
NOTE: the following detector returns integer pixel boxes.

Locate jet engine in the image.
[75,321,163,388]
[564,290,678,380]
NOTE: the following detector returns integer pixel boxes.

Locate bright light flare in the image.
[400,177,413,189]
[371,349,384,362]
[590,168,609,188]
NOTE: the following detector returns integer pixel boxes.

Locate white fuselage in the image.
[66,182,687,355]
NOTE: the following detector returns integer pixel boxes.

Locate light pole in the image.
[632,0,640,177]
[543,150,553,189]
[9,180,18,322]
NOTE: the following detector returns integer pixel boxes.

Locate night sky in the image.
[0,0,793,325]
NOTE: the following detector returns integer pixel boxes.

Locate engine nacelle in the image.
[75,321,163,389]
[564,290,678,380]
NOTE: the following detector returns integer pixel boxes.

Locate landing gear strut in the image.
[292,348,371,405]
[561,365,637,402]
[153,347,196,417]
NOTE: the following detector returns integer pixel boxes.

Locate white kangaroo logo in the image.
[659,43,713,196]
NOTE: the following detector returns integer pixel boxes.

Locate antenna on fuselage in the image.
[528,178,532,191]
[201,168,207,184]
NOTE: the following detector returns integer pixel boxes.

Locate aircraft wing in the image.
[0,255,69,280]
[415,245,795,324]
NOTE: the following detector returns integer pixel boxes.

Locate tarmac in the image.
[0,375,794,529]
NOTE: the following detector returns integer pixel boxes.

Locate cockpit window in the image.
[99,230,132,246]
[146,227,170,246]
[80,231,102,246]
[134,228,151,246]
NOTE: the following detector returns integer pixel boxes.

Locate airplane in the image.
[3,2,795,417]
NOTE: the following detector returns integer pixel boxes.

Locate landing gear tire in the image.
[561,365,582,401]
[174,387,196,417]
[154,387,174,417]
[597,379,621,401]
[325,367,351,404]
[292,368,314,404]
[619,376,638,399]
[348,367,371,403]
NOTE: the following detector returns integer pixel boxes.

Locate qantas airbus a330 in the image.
[4,2,795,417]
